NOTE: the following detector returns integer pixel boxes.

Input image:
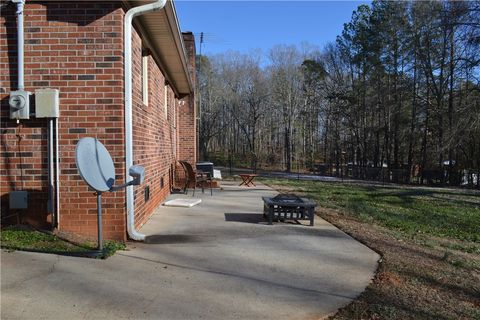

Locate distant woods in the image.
[196,0,480,187]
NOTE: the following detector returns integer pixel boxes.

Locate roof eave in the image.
[129,0,193,97]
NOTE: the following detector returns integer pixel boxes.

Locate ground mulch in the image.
[317,208,480,320]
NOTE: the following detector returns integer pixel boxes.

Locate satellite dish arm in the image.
[109,181,135,192]
[110,165,145,192]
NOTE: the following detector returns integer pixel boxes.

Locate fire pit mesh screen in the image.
[272,194,304,203]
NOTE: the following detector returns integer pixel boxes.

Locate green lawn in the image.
[261,179,480,244]
[1,226,125,258]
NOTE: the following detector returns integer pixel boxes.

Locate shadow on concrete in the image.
[144,234,214,245]
[224,213,266,224]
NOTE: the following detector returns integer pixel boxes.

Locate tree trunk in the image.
[407,56,418,182]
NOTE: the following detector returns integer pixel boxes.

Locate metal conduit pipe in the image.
[12,0,25,90]
[124,0,167,241]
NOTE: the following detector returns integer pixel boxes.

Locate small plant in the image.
[441,250,453,262]
[101,240,127,258]
[440,250,473,269]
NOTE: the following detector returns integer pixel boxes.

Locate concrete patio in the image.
[1,181,379,320]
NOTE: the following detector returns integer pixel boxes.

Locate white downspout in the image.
[124,0,167,241]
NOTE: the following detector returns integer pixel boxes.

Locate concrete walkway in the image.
[1,182,379,320]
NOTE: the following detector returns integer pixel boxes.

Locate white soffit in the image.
[129,0,192,96]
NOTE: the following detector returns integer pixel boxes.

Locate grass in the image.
[1,226,126,259]
[261,178,480,320]
[260,179,480,244]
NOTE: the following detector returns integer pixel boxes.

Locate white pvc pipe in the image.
[124,0,166,241]
[48,120,54,214]
[55,118,60,227]
[14,0,25,90]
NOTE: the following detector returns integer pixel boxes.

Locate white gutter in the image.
[124,0,167,241]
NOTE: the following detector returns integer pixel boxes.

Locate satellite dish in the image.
[76,137,115,192]
[75,137,146,253]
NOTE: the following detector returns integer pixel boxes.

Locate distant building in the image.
[0,0,197,241]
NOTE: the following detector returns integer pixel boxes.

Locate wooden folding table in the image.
[239,174,258,187]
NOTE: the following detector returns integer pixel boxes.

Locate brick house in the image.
[0,0,197,241]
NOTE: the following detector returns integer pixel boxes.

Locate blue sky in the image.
[175,1,370,57]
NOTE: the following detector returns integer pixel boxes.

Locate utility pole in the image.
[197,32,204,161]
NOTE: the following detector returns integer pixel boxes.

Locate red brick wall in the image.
[1,2,196,242]
[130,27,179,230]
[177,95,196,164]
[178,32,196,164]
[0,2,126,240]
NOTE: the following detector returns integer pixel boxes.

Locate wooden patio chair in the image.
[179,160,213,196]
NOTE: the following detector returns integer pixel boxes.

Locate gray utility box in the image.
[9,191,28,209]
[9,90,31,120]
[35,88,60,118]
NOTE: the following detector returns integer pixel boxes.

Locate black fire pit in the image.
[262,194,316,226]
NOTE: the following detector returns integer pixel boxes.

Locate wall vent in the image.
[144,186,150,202]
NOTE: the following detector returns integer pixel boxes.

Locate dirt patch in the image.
[319,208,480,320]
[377,271,403,287]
